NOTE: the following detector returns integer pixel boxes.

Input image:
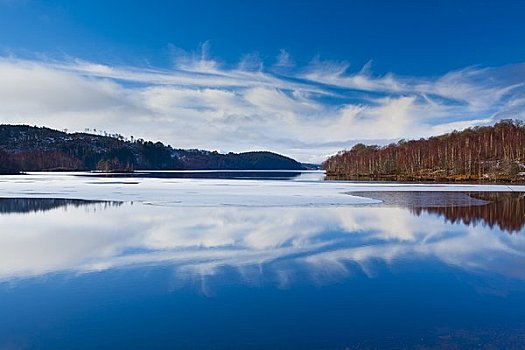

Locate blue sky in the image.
[1,0,525,162]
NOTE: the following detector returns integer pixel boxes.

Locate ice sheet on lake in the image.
[0,172,524,207]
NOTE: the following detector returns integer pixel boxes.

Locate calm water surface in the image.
[1,175,525,349]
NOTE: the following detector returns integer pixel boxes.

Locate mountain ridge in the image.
[0,125,305,173]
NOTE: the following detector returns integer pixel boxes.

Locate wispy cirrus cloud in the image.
[0,47,524,162]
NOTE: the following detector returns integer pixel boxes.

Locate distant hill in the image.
[323,119,525,182]
[0,125,305,173]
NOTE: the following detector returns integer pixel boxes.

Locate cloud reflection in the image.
[0,198,524,286]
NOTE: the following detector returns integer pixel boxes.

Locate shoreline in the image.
[324,172,525,184]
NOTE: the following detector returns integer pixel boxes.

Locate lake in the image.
[1,171,525,349]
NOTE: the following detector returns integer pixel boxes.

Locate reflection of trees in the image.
[0,198,122,215]
[411,192,525,234]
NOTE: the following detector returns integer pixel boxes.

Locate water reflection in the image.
[354,191,525,234]
[0,193,524,283]
[412,192,525,234]
[0,197,122,214]
[1,193,525,349]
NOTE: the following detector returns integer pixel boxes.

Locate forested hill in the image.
[323,119,525,182]
[0,125,305,173]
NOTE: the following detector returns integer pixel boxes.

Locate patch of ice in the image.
[0,172,523,207]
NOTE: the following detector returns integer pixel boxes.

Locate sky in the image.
[1,0,525,162]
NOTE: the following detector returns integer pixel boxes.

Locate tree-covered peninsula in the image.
[323,119,525,182]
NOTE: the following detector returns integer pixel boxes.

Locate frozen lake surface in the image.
[0,171,523,207]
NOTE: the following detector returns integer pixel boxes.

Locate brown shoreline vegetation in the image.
[323,119,525,183]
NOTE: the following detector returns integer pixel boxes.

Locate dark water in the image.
[1,192,525,349]
[82,170,305,180]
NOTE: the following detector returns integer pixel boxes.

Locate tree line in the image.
[323,119,525,182]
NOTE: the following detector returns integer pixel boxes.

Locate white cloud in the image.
[0,59,124,114]
[0,54,524,163]
[274,49,294,68]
